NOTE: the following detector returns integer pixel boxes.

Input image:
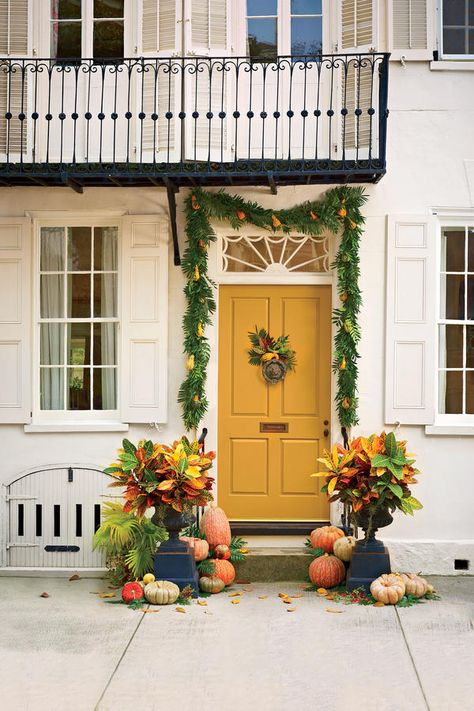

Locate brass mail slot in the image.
[260,422,289,433]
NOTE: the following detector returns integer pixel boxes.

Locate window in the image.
[438,225,474,416]
[222,231,329,273]
[246,0,323,58]
[50,0,125,59]
[441,0,474,57]
[39,224,119,417]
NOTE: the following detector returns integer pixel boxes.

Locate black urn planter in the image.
[346,507,393,593]
[152,507,200,596]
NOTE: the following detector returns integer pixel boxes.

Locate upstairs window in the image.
[441,0,474,58]
[50,0,125,59]
[246,0,323,59]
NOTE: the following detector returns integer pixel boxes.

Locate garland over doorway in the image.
[178,186,367,434]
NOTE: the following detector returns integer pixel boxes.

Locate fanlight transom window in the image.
[222,233,329,273]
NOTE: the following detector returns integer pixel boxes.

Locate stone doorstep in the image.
[235,547,312,582]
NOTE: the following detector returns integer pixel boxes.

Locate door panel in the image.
[218,284,331,520]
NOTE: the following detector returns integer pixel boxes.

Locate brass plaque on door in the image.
[260,422,289,433]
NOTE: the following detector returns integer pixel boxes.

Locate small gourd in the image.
[144,580,180,605]
[310,526,345,554]
[121,581,144,604]
[370,574,406,605]
[400,573,428,598]
[333,536,357,562]
[214,544,231,560]
[180,536,210,562]
[199,576,225,594]
[142,573,155,585]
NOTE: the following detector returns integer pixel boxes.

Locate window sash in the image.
[440,0,474,59]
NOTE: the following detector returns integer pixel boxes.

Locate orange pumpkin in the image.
[200,504,231,547]
[205,559,235,586]
[309,554,345,588]
[214,544,231,560]
[180,536,209,562]
[310,526,345,553]
[121,582,144,604]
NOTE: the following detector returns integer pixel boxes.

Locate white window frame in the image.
[30,212,124,426]
[438,0,474,61]
[434,213,474,426]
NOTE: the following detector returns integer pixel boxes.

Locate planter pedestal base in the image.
[154,538,199,597]
[346,538,391,593]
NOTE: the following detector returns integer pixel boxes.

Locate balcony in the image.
[0,54,389,191]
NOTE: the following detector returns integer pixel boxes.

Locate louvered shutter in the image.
[0,217,31,423]
[340,0,376,156]
[385,216,436,425]
[0,0,29,157]
[121,215,169,424]
[140,0,181,161]
[389,0,433,60]
[184,0,230,161]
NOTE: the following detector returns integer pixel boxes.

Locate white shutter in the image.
[385,216,436,425]
[0,217,31,423]
[121,215,169,424]
[0,0,29,156]
[341,0,376,52]
[388,0,433,61]
[186,0,229,56]
[140,0,181,159]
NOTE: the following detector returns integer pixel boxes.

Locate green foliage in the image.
[197,558,215,576]
[180,186,367,432]
[229,535,248,562]
[182,522,207,539]
[304,539,325,558]
[93,502,167,581]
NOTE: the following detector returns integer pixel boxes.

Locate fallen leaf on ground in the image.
[326,594,334,601]
[278,592,289,598]
[326,608,344,614]
[40,592,50,598]
[197,600,208,606]
[290,594,303,599]
[287,607,296,612]
[243,587,254,592]
[231,599,240,605]
[238,548,249,554]
[99,593,116,598]
[228,592,242,597]
[69,574,80,581]
[258,596,268,599]
[374,601,385,608]
[141,609,160,613]
[175,607,186,613]
[317,588,328,595]
[236,580,251,585]
[282,599,292,604]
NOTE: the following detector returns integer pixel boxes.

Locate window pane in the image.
[469,29,474,54]
[40,368,64,410]
[470,0,474,23]
[291,17,322,55]
[94,0,124,18]
[93,322,117,365]
[247,0,277,15]
[52,21,82,59]
[68,368,91,410]
[440,370,463,414]
[94,227,118,270]
[443,0,465,25]
[468,229,474,272]
[52,0,82,20]
[40,324,64,365]
[93,20,124,58]
[247,18,277,57]
[291,0,322,14]
[439,324,463,368]
[467,371,474,414]
[67,274,91,317]
[67,322,91,365]
[93,368,117,409]
[67,227,91,271]
[468,275,474,319]
[94,274,117,317]
[444,28,466,54]
[41,228,64,271]
[466,325,474,367]
[441,274,465,319]
[40,275,64,317]
[441,228,464,271]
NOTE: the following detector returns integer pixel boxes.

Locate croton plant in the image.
[312,432,422,518]
[105,437,215,517]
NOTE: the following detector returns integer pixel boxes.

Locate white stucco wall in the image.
[1,61,473,572]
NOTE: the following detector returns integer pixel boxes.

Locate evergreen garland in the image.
[179,185,367,432]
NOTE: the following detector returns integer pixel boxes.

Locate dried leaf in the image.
[231,599,240,605]
[228,592,242,597]
[282,599,292,604]
[243,587,254,592]
[287,607,296,612]
[40,592,50,598]
[69,574,80,581]
[197,600,208,606]
[175,607,186,613]
[141,609,160,613]
[317,588,328,595]
[374,601,385,608]
[258,596,268,600]
[326,594,334,601]
[99,593,115,599]
[236,580,251,585]
[326,608,344,614]
[290,594,303,599]
[278,592,289,598]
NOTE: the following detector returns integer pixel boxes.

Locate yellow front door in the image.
[218,285,331,521]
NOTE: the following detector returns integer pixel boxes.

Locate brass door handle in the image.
[324,429,329,437]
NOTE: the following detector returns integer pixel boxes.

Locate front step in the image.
[235,546,312,582]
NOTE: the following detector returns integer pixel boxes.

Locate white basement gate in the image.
[6,466,109,569]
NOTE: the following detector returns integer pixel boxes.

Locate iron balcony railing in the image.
[0,54,389,188]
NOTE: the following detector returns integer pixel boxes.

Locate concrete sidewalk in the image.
[0,576,472,711]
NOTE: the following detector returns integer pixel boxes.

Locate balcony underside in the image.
[0,160,385,190]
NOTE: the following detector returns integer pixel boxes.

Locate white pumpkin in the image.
[144,580,180,605]
[333,536,357,562]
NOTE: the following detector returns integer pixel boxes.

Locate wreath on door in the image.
[247,327,296,384]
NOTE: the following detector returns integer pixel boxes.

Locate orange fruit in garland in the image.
[121,582,144,604]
